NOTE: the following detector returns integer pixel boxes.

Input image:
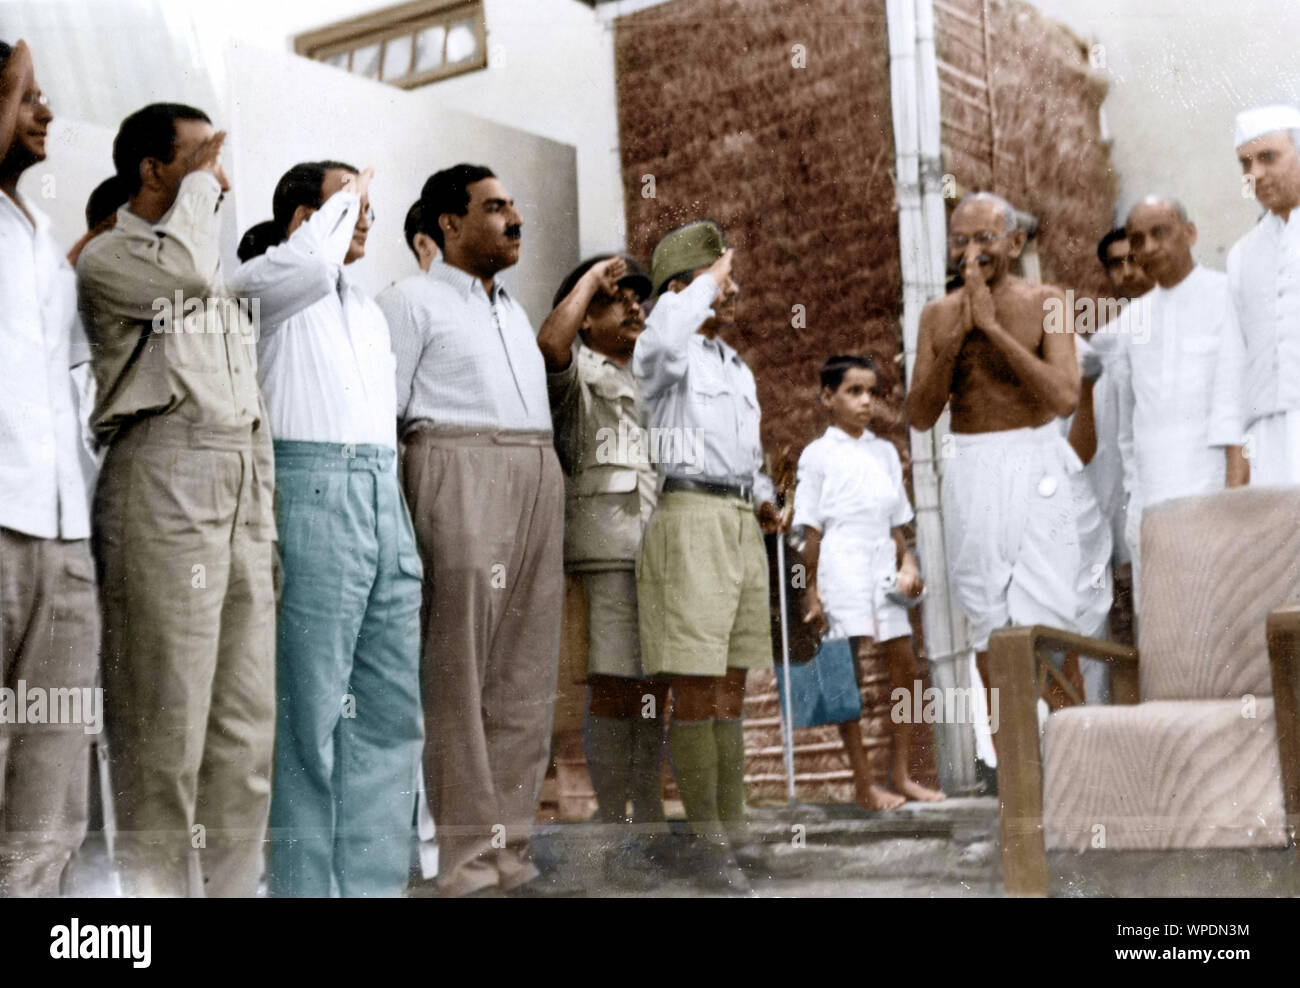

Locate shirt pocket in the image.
[162,301,225,373]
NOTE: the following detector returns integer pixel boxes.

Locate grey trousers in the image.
[0,529,100,896]
[93,418,276,897]
[402,429,563,898]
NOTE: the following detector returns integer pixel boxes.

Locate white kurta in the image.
[1114,266,1233,594]
[1210,209,1300,483]
[793,426,913,641]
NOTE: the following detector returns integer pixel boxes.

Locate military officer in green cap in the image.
[632,220,776,893]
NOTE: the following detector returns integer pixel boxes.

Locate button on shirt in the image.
[76,172,264,445]
[1114,265,1232,510]
[229,190,397,449]
[549,343,657,568]
[1210,210,1300,444]
[632,275,767,491]
[0,191,91,539]
[377,259,551,434]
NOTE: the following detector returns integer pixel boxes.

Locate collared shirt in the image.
[549,342,657,569]
[76,171,264,446]
[377,259,551,434]
[632,275,767,493]
[792,425,912,538]
[229,190,397,449]
[1115,265,1231,511]
[1210,209,1300,442]
[0,190,92,539]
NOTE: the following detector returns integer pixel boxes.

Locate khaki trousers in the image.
[402,429,563,898]
[0,529,100,896]
[93,418,276,897]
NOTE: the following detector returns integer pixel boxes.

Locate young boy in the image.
[794,355,945,810]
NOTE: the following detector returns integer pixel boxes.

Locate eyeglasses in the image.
[949,231,1013,249]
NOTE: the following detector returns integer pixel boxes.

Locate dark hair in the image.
[404,200,430,259]
[112,103,212,197]
[237,220,281,262]
[1097,227,1127,266]
[419,163,495,249]
[85,175,127,229]
[239,159,358,261]
[0,41,11,74]
[657,269,694,297]
[819,354,878,393]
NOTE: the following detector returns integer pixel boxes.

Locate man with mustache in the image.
[378,164,562,898]
[1112,197,1242,606]
[908,192,1110,739]
[0,38,99,897]
[537,253,666,886]
[1211,105,1300,486]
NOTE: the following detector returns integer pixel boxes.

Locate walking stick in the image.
[775,532,797,803]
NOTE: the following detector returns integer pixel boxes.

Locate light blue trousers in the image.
[268,441,423,897]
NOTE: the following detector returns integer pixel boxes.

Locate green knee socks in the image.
[713,718,749,845]
[668,720,725,843]
[583,714,634,824]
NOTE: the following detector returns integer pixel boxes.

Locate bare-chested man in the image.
[908,193,1111,725]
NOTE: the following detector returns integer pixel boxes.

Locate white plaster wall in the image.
[1026,0,1300,266]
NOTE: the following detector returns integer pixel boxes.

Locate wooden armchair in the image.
[989,486,1300,896]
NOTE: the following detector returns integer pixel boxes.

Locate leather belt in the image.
[662,476,753,502]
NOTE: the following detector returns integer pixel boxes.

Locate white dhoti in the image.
[942,421,1112,656]
[1245,410,1300,486]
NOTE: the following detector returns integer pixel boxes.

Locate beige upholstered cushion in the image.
[1139,486,1300,701]
[1042,698,1288,850]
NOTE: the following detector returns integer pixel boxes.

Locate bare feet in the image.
[894,776,946,803]
[856,785,906,811]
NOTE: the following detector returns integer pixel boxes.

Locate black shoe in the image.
[691,841,754,896]
[974,759,999,796]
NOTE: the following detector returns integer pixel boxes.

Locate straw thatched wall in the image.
[613,0,1118,804]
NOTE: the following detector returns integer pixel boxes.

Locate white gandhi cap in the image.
[1234,104,1300,148]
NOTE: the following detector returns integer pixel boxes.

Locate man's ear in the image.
[286,204,313,239]
[1008,227,1028,259]
[1187,222,1199,247]
[414,232,438,259]
[439,212,458,245]
[139,157,160,192]
[819,385,835,411]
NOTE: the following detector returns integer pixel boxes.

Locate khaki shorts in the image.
[636,491,772,677]
[581,569,644,679]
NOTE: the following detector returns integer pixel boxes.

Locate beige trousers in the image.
[402,429,563,898]
[93,418,276,897]
[0,529,100,896]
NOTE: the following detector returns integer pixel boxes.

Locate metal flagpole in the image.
[775,533,797,802]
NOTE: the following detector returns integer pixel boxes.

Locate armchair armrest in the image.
[1266,606,1300,844]
[986,625,1140,897]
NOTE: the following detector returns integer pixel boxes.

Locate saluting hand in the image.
[182,130,230,192]
[586,255,628,296]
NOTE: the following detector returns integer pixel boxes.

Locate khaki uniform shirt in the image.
[548,343,657,571]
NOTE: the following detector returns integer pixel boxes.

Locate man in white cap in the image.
[1210,104,1300,484]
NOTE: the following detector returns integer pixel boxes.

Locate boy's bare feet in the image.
[856,784,906,811]
[894,776,946,803]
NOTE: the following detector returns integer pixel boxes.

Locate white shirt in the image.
[1115,265,1231,511]
[377,259,551,434]
[229,189,397,448]
[0,190,91,539]
[1210,209,1300,444]
[792,425,912,538]
[633,275,768,492]
[1075,330,1130,563]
